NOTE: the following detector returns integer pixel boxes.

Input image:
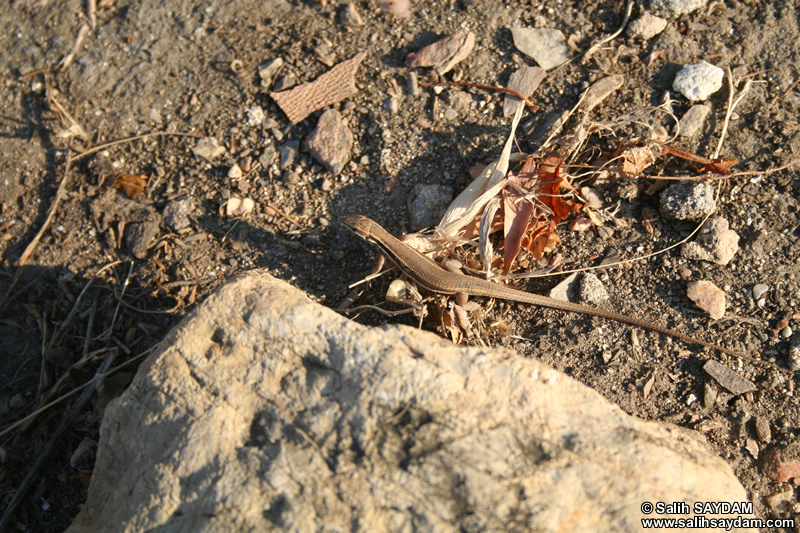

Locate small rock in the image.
[443,107,458,121]
[579,273,609,306]
[755,416,772,444]
[638,0,708,18]
[379,0,411,18]
[246,106,265,127]
[659,180,715,220]
[762,442,800,482]
[192,137,226,161]
[703,361,756,395]
[259,145,276,169]
[687,280,726,319]
[238,156,252,174]
[510,27,570,70]
[703,382,717,408]
[227,164,243,179]
[548,273,580,302]
[304,109,354,174]
[384,95,401,115]
[283,169,301,184]
[745,438,759,460]
[580,187,604,209]
[405,29,475,75]
[680,217,739,265]
[163,196,195,232]
[224,198,255,217]
[788,334,800,371]
[273,72,297,92]
[70,438,97,467]
[752,284,769,300]
[406,71,419,96]
[279,140,300,170]
[673,61,724,101]
[125,218,161,259]
[339,3,363,26]
[503,66,547,117]
[568,217,592,232]
[407,184,453,230]
[764,486,793,514]
[782,326,793,339]
[258,57,284,89]
[627,9,668,39]
[677,104,711,137]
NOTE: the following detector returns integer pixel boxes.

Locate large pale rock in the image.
[69,272,756,532]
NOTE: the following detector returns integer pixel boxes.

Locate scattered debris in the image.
[405,29,475,75]
[192,137,226,161]
[687,280,726,319]
[788,334,800,371]
[271,52,366,124]
[579,75,625,114]
[703,382,717,408]
[304,108,354,174]
[704,360,755,395]
[673,61,724,101]
[640,0,708,18]
[408,184,454,231]
[379,0,411,18]
[681,217,740,265]
[627,10,668,39]
[510,27,570,70]
[503,66,546,117]
[762,443,800,482]
[339,3,363,26]
[659,180,715,220]
[678,104,711,137]
[578,274,610,306]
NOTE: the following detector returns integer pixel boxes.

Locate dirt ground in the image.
[0,0,799,531]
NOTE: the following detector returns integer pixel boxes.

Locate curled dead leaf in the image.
[112,174,147,200]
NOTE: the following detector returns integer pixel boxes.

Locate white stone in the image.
[673,61,724,101]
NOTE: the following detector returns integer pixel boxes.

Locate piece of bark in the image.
[270,52,366,124]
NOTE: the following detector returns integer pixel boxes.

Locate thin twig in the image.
[714,67,752,159]
[582,0,633,61]
[419,81,540,113]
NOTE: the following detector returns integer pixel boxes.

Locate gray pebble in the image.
[660,180,715,220]
[163,196,195,232]
[407,184,453,230]
[578,273,610,306]
[279,140,300,170]
[678,104,711,137]
[752,284,769,300]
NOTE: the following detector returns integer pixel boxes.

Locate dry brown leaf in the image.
[619,146,655,177]
[112,174,147,200]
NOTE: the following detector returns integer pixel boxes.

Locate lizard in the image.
[343,214,752,360]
